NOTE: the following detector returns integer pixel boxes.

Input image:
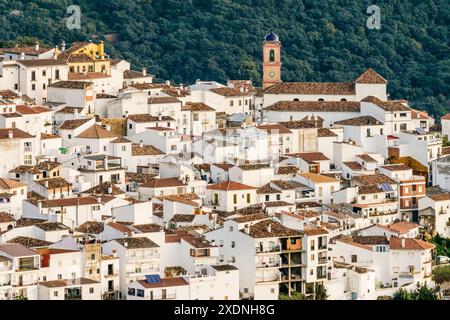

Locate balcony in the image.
[255,275,281,283]
[255,246,281,254]
[256,261,281,269]
[318,257,327,264]
[65,294,82,300]
[16,265,38,272]
[317,273,327,280]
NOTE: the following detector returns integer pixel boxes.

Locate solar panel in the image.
[380,183,393,192]
[145,274,161,284]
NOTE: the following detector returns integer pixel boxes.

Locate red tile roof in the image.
[207,181,257,191]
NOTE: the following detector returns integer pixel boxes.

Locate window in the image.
[91,254,96,260]
[31,71,36,81]
[351,255,357,263]
[233,194,237,204]
[68,134,72,139]
[229,226,233,232]
[53,291,58,297]
[270,288,275,294]
[231,241,235,248]
[400,123,407,131]
[380,128,383,135]
[43,83,46,90]
[366,128,371,137]
[246,193,251,203]
[31,84,36,91]
[230,100,234,107]
[276,194,281,200]
[57,274,62,280]
[265,195,269,201]
[24,154,32,165]
[55,69,60,79]
[121,146,126,152]
[42,70,46,77]
[269,49,275,62]
[136,289,144,297]
[193,114,199,121]
[129,124,132,129]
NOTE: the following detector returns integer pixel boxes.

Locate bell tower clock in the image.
[262,32,282,90]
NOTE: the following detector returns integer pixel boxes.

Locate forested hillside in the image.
[0,0,448,117]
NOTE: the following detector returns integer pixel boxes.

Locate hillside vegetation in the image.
[0,0,449,117]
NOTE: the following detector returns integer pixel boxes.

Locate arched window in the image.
[341,98,347,101]
[293,98,299,102]
[318,98,324,101]
[269,49,275,62]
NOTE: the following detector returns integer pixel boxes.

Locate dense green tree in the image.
[279,292,307,300]
[0,0,448,118]
[393,288,412,300]
[433,265,450,286]
[393,284,439,300]
[315,284,328,300]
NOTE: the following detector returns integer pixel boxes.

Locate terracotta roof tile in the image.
[59,118,92,130]
[140,178,186,188]
[264,101,360,112]
[318,128,338,137]
[389,238,435,250]
[361,96,410,111]
[207,181,257,191]
[76,124,118,139]
[354,68,388,84]
[335,116,383,126]
[0,128,33,139]
[264,82,355,95]
[210,87,253,97]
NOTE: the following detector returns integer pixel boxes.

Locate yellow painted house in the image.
[58,41,111,75]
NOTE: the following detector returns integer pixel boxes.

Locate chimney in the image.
[112,250,117,258]
[165,80,171,86]
[20,52,25,60]
[124,241,128,248]
[139,140,143,148]
[44,180,49,188]
[244,225,250,234]
[7,130,13,139]
[142,67,147,76]
[267,223,272,233]
[35,41,39,51]
[108,187,113,194]
[97,197,102,204]
[401,238,405,248]
[105,125,111,131]
[61,40,66,52]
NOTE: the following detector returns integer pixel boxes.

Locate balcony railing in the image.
[65,295,82,300]
[256,262,280,269]
[255,247,281,254]
[16,265,38,272]
[255,275,281,283]
[318,257,327,264]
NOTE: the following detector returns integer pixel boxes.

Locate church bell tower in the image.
[262,32,282,90]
